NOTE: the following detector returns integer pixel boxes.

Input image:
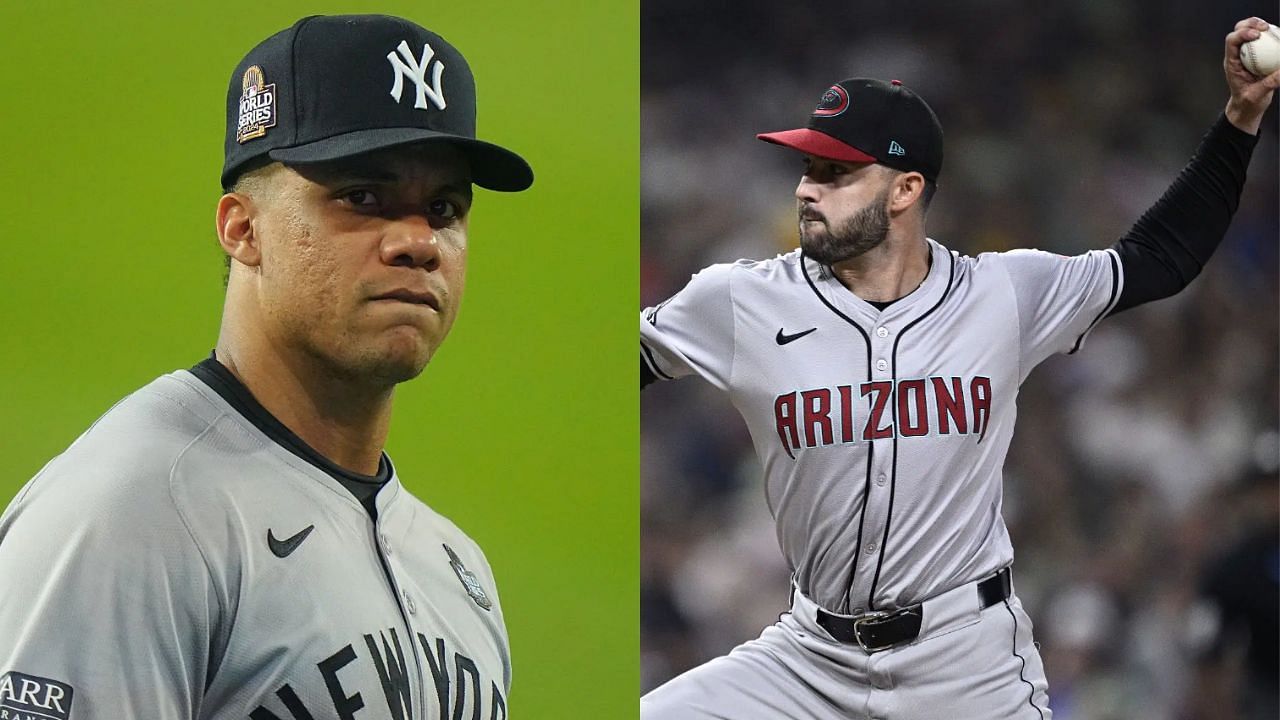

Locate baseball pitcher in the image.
[640,18,1277,719]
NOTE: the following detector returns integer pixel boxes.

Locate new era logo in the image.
[0,672,74,720]
[387,40,447,111]
[888,141,906,156]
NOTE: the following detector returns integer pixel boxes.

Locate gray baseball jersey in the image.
[0,368,508,719]
[641,239,1121,614]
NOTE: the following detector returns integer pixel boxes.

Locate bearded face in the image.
[798,184,891,265]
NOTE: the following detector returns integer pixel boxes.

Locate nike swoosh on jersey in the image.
[776,327,818,345]
[267,524,316,558]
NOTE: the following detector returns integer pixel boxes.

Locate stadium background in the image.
[0,1,637,717]
[641,1,1278,718]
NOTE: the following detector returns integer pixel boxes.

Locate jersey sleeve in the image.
[641,262,737,390]
[0,461,218,719]
[1000,247,1124,373]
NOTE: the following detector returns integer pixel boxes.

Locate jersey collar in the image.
[803,238,954,326]
[188,353,394,490]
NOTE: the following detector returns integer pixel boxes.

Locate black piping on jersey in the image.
[189,354,390,516]
[640,339,673,380]
[800,253,874,613]
[868,250,956,611]
[1067,251,1120,355]
[1004,600,1047,719]
[645,297,671,326]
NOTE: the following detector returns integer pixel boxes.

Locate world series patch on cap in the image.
[757,78,944,182]
[221,14,533,192]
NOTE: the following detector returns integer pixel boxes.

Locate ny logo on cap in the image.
[387,40,447,111]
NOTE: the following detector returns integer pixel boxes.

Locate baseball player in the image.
[640,19,1277,719]
[0,15,531,720]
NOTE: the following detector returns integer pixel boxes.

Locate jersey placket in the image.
[371,492,429,718]
[799,254,891,615]
[829,245,957,613]
[864,250,956,611]
[849,316,896,614]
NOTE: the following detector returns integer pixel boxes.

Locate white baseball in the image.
[1239,23,1280,77]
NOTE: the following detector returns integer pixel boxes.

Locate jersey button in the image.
[875,359,887,371]
[876,475,887,487]
[403,590,417,615]
[876,327,888,338]
[865,542,877,554]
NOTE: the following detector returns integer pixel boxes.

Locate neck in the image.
[829,230,931,303]
[214,314,392,477]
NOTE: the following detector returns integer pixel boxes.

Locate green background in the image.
[0,1,637,716]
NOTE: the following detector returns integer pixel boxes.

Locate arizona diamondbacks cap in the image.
[222,14,533,192]
[757,78,943,182]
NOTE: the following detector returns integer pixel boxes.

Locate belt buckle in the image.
[851,611,897,653]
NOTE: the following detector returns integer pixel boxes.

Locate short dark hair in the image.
[921,179,937,211]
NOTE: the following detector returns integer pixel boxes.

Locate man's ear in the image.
[216,192,262,269]
[888,171,925,214]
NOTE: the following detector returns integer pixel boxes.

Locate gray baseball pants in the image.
[642,577,1051,719]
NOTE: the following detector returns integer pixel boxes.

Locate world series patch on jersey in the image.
[642,239,1122,613]
[0,370,509,720]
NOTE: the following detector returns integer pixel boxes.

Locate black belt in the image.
[816,567,1012,653]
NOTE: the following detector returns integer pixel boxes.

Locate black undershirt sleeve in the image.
[641,356,657,389]
[1109,113,1261,315]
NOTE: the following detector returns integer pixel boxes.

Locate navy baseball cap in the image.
[222,14,533,192]
[757,78,943,182]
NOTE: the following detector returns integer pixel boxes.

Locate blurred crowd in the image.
[640,1,1279,718]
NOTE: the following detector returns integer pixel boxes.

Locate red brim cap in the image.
[756,128,877,164]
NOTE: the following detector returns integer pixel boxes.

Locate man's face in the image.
[241,144,472,387]
[795,156,892,265]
